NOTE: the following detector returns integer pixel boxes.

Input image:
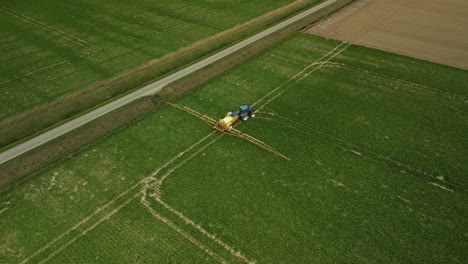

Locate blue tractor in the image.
[234,104,255,121]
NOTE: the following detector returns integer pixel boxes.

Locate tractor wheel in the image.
[228,125,233,131]
[242,115,248,121]
[250,112,256,118]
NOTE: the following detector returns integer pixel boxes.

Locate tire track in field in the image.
[308,62,468,115]
[0,1,247,88]
[138,42,351,263]
[140,131,218,202]
[150,197,254,264]
[150,134,222,198]
[22,41,346,263]
[1,0,345,165]
[21,131,218,263]
[319,62,468,104]
[252,42,347,108]
[141,133,254,263]
[261,111,462,191]
[0,5,91,47]
[20,183,140,264]
[37,193,139,264]
[0,61,69,87]
[254,42,351,110]
[22,132,223,263]
[141,200,227,264]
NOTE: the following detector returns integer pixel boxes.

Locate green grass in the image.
[1,33,467,263]
[46,199,217,263]
[0,0,301,121]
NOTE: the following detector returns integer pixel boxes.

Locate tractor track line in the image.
[140,133,256,263]
[136,45,355,264]
[0,5,91,47]
[262,111,462,191]
[23,38,348,263]
[152,197,254,264]
[154,134,223,196]
[141,200,227,263]
[0,0,341,165]
[20,183,140,264]
[36,193,139,264]
[256,43,350,111]
[252,41,347,108]
[0,61,70,87]
[24,131,219,263]
[0,1,249,88]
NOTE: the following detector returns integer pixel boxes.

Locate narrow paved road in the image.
[0,0,339,165]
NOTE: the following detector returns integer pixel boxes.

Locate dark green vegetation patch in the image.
[0,34,466,263]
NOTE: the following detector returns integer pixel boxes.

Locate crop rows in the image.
[1,34,466,263]
[0,0,298,121]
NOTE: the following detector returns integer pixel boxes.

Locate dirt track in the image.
[307,0,468,69]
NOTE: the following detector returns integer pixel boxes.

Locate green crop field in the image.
[0,0,306,122]
[1,33,467,263]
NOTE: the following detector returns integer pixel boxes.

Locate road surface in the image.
[0,0,339,165]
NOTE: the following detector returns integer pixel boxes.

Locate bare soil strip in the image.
[307,0,468,69]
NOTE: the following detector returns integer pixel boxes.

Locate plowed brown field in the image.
[307,0,468,69]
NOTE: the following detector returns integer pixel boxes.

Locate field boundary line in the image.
[0,5,91,47]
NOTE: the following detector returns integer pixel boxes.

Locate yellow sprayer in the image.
[215,105,255,131]
[167,102,288,160]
